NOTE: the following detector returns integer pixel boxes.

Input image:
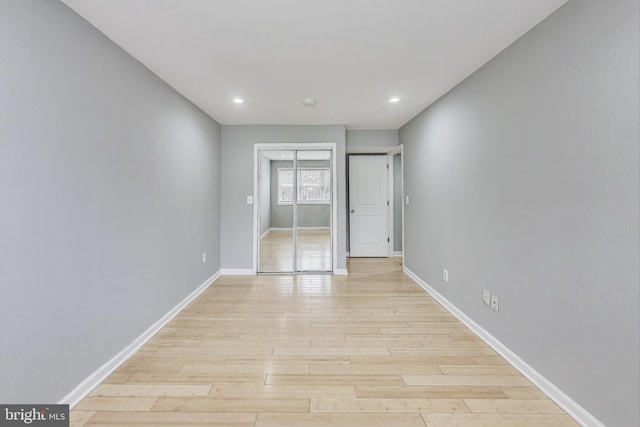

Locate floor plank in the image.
[71,258,578,426]
[255,412,428,427]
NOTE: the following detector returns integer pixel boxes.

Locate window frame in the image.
[277,167,331,205]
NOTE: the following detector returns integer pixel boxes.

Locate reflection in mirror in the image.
[257,150,332,273]
[258,151,294,272]
[296,151,331,272]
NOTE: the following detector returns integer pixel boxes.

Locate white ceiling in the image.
[60,0,568,130]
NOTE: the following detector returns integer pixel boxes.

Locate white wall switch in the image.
[406,195,410,205]
[246,195,253,205]
[202,252,207,264]
[443,269,449,282]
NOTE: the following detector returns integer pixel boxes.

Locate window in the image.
[278,168,331,204]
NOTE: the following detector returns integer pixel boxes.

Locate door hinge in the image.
[387,237,390,242]
[386,164,389,169]
[387,201,389,206]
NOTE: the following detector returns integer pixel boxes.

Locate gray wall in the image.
[0,0,222,403]
[221,125,346,270]
[399,0,639,425]
[346,129,399,148]
[270,160,331,229]
[393,153,402,252]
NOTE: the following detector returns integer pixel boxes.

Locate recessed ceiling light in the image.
[233,97,244,104]
[303,98,317,107]
[389,97,401,103]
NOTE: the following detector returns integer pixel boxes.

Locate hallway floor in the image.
[71,258,578,426]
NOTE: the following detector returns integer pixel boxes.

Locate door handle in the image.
[350,209,355,213]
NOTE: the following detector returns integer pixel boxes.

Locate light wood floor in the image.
[259,229,331,272]
[71,258,578,426]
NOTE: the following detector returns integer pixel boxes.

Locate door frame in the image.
[346,145,403,260]
[387,145,403,259]
[253,142,338,273]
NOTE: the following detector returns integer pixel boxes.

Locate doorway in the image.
[348,155,389,257]
[348,147,403,259]
[254,144,337,273]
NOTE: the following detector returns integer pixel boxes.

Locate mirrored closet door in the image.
[257,149,332,273]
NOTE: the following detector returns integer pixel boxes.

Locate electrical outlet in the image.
[442,269,449,282]
[491,295,499,312]
[482,289,491,306]
[202,252,207,264]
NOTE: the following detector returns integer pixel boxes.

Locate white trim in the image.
[390,144,404,264]
[388,145,402,156]
[403,266,605,427]
[334,268,348,275]
[345,144,403,262]
[331,147,337,273]
[400,145,404,265]
[221,269,256,275]
[387,153,394,258]
[254,147,260,275]
[260,228,271,240]
[60,270,221,408]
[346,146,399,154]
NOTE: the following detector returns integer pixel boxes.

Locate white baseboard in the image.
[60,270,221,408]
[333,268,348,275]
[260,228,271,239]
[393,251,403,257]
[221,268,256,275]
[403,266,604,427]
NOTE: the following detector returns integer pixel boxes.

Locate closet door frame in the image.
[253,142,337,274]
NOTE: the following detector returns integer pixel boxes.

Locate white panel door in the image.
[349,155,388,257]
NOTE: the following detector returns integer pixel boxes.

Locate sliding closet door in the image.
[258,151,294,273]
[295,150,332,272]
[257,148,333,273]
